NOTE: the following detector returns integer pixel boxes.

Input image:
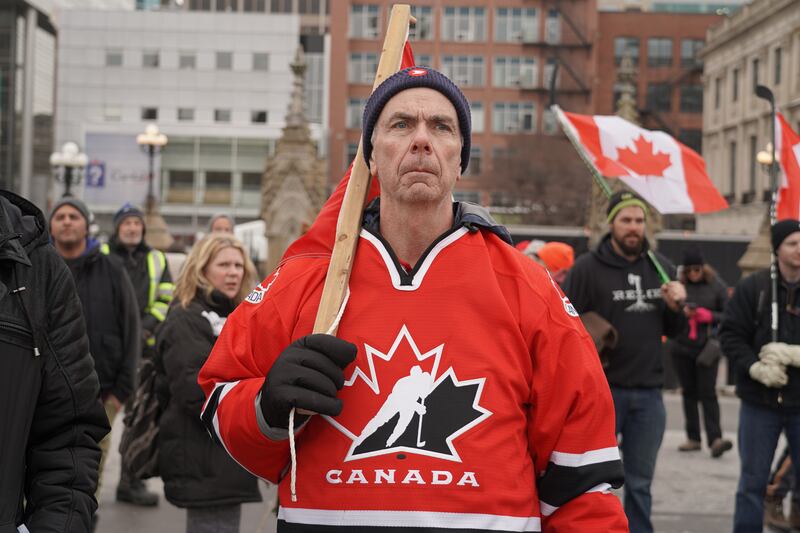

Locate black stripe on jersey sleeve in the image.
[537,459,624,508]
[278,523,526,533]
[199,384,224,447]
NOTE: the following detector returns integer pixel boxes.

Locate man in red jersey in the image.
[199,67,627,532]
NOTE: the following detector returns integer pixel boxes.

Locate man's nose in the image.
[409,126,433,155]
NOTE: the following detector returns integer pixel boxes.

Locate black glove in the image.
[260,334,357,429]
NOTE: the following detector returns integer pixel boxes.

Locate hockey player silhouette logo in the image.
[323,325,492,462]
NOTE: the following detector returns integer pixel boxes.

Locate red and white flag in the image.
[776,113,800,220]
[554,106,728,214]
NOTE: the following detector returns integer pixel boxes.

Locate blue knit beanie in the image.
[113,202,145,231]
[361,66,471,174]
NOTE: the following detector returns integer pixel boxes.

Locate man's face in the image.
[778,232,800,270]
[369,87,462,205]
[609,205,646,256]
[118,217,144,247]
[51,205,87,247]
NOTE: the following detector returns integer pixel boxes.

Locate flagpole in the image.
[311,5,412,336]
[552,104,671,284]
[756,84,780,342]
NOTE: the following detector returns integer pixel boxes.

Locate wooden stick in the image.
[312,4,411,336]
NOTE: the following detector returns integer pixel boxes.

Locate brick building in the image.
[328,1,598,223]
[595,11,722,155]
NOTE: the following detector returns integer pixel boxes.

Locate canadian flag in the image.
[554,106,728,214]
[776,113,800,220]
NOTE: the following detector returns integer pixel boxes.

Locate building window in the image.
[752,57,759,90]
[104,106,122,122]
[349,4,380,39]
[542,107,558,134]
[415,54,433,67]
[243,0,266,11]
[251,110,267,123]
[441,55,485,87]
[749,135,757,193]
[142,50,159,68]
[647,38,672,67]
[463,146,481,177]
[545,9,560,44]
[732,68,739,102]
[177,108,194,121]
[298,0,322,14]
[714,77,721,109]
[348,53,378,84]
[493,102,536,133]
[678,129,701,154]
[190,0,211,9]
[346,143,359,167]
[216,51,233,70]
[494,7,538,43]
[679,84,702,113]
[774,47,782,85]
[179,52,196,70]
[166,170,195,204]
[105,49,123,67]
[141,107,158,120]
[729,141,737,196]
[253,53,269,71]
[441,7,486,42]
[409,6,433,41]
[205,171,232,205]
[614,37,639,66]
[346,98,366,129]
[241,171,262,196]
[453,190,480,203]
[646,83,671,111]
[544,57,559,89]
[270,0,292,12]
[493,56,536,88]
[680,39,703,67]
[214,109,231,122]
[471,102,484,134]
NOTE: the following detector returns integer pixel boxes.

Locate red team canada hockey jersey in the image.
[198,219,627,532]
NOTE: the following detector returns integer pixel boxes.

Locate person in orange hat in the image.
[536,242,575,285]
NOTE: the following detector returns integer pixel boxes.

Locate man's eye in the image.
[392,121,407,129]
[435,123,452,131]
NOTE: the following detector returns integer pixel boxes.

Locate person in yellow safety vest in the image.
[101,202,174,507]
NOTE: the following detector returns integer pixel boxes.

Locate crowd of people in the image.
[3,64,800,533]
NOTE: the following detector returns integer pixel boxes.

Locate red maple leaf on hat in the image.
[615,135,672,177]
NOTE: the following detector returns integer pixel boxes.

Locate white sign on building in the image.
[84,132,157,208]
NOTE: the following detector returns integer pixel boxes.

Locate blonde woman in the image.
[155,234,261,533]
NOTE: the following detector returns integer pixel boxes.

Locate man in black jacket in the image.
[563,191,686,533]
[49,197,140,523]
[103,202,172,506]
[722,219,800,532]
[0,190,109,532]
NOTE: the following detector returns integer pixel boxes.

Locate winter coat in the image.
[0,190,109,533]
[563,233,686,388]
[64,244,140,403]
[672,274,728,355]
[155,290,261,508]
[720,269,800,410]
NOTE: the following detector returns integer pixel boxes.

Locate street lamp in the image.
[136,123,173,250]
[136,123,168,213]
[50,142,88,197]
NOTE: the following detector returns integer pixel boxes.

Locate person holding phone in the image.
[671,248,732,458]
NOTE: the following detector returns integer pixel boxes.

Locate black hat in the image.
[113,202,145,232]
[361,66,471,174]
[606,190,649,223]
[682,247,704,267]
[50,197,91,227]
[772,219,800,251]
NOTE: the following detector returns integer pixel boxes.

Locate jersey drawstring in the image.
[288,285,351,503]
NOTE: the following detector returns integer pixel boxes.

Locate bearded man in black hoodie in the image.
[563,191,686,533]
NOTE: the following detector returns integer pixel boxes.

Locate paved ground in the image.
[96,392,747,533]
